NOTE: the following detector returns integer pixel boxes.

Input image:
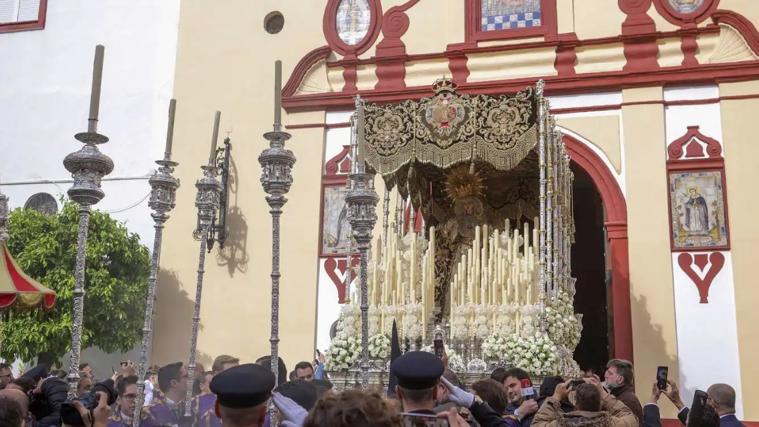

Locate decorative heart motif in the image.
[324,256,359,303]
[677,252,725,303]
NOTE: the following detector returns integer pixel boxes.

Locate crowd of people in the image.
[0,354,744,427]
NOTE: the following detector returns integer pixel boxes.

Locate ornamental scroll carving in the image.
[360,79,538,178]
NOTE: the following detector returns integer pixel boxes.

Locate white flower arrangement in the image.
[482,333,510,362]
[421,345,466,373]
[451,304,471,340]
[519,304,540,339]
[540,288,583,349]
[368,307,381,337]
[325,335,361,370]
[506,333,561,377]
[368,334,390,360]
[473,304,493,338]
[402,303,424,341]
[494,304,518,335]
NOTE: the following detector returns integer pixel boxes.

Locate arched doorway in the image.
[562,133,632,363]
[571,162,609,371]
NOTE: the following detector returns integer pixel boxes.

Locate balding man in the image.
[706,384,744,427]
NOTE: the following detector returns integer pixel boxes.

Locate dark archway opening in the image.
[570,162,610,372]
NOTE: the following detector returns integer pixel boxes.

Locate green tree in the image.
[0,201,150,366]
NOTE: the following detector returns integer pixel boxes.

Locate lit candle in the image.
[164,99,176,156]
[88,45,105,132]
[274,60,282,125]
[209,111,221,164]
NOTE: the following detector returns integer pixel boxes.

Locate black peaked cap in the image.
[390,351,444,390]
[210,363,275,408]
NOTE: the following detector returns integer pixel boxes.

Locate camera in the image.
[568,379,585,389]
[60,379,117,426]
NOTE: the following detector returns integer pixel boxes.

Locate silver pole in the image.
[64,45,114,398]
[345,96,378,389]
[133,99,180,427]
[184,114,223,418]
[536,80,547,304]
[260,61,296,424]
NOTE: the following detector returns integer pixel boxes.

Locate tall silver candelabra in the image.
[345,97,378,389]
[133,99,180,427]
[259,60,295,391]
[64,45,114,398]
[184,112,223,418]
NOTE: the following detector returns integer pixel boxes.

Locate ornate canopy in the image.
[360,79,542,227]
[0,241,56,309]
[361,79,539,178]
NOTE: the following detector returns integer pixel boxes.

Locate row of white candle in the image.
[449,219,540,312]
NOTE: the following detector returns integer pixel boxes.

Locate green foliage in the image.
[0,201,150,365]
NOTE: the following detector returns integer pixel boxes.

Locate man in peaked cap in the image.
[210,363,275,427]
[390,351,445,415]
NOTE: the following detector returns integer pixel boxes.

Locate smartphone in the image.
[402,412,449,427]
[656,366,668,390]
[433,338,445,359]
[686,390,708,427]
[568,379,585,389]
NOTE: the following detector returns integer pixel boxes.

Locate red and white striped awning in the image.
[0,241,56,309]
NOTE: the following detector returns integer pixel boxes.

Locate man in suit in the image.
[141,362,188,427]
[706,384,744,427]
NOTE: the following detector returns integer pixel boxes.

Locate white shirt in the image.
[144,380,154,406]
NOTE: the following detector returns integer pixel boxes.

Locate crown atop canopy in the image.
[432,77,457,94]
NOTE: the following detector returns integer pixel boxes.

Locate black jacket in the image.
[29,377,68,427]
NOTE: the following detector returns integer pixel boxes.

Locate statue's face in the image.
[453,196,484,239]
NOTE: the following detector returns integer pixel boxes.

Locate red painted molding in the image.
[464,0,558,44]
[375,0,419,57]
[555,42,578,76]
[323,0,383,58]
[653,0,720,27]
[374,0,420,90]
[0,0,47,34]
[677,252,725,303]
[618,0,660,72]
[681,29,699,67]
[563,134,631,361]
[667,126,722,160]
[282,46,332,98]
[284,58,759,111]
[325,145,352,175]
[618,0,656,35]
[711,10,759,56]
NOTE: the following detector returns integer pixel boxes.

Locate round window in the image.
[264,11,284,34]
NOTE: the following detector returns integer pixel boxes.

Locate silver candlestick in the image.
[184,111,223,418]
[64,45,114,398]
[260,61,295,426]
[133,99,180,427]
[345,96,378,389]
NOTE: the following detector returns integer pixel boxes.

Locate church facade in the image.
[149,0,759,420]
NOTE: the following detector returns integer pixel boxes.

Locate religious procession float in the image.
[326,79,582,388]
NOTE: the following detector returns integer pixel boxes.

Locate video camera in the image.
[60,378,117,426]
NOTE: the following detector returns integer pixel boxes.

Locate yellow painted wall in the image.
[720,80,759,420]
[556,114,622,174]
[153,0,328,368]
[157,1,759,417]
[621,87,680,419]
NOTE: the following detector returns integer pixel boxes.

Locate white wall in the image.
[664,86,743,417]
[0,0,180,245]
